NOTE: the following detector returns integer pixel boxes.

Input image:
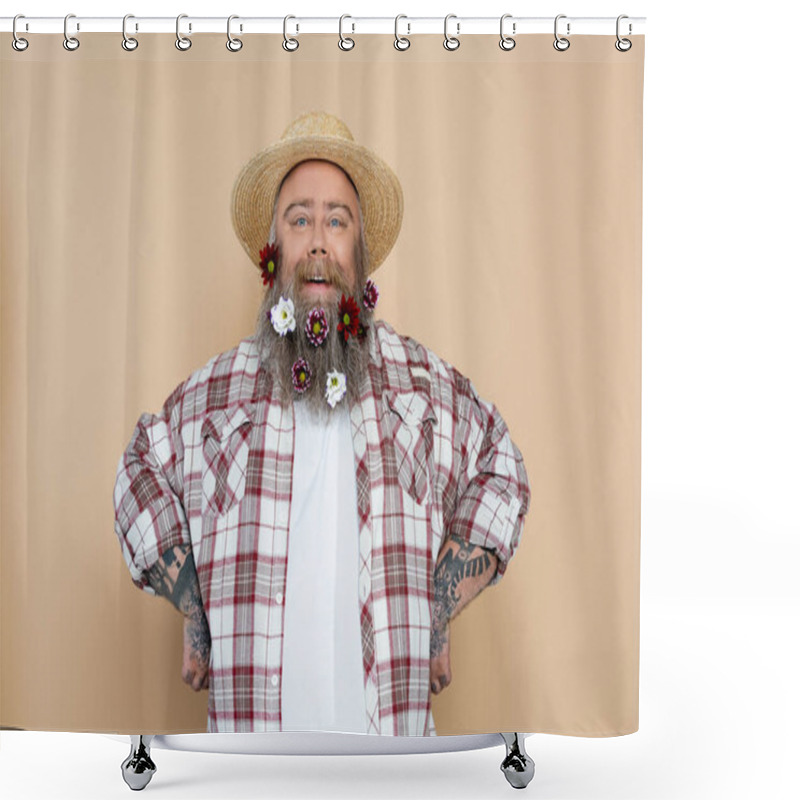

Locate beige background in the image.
[0,33,644,735]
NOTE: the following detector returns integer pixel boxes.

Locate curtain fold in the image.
[1,32,644,736]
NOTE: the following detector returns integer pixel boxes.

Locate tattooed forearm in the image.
[430,536,498,656]
[144,544,205,620]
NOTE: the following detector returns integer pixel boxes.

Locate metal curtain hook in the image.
[283,15,299,51]
[122,14,138,51]
[176,14,192,51]
[339,14,355,50]
[443,13,460,51]
[227,15,243,52]
[499,13,516,51]
[63,13,80,51]
[615,14,632,51]
[12,14,29,51]
[553,14,570,51]
[394,14,410,51]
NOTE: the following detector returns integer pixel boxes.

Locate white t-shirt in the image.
[280,398,368,733]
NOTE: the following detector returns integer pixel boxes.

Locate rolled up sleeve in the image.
[447,377,531,586]
[113,384,190,595]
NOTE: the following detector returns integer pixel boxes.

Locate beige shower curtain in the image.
[0,31,644,735]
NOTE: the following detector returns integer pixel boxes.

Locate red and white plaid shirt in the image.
[114,318,530,735]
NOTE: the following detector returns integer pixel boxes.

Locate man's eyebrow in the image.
[283,199,354,221]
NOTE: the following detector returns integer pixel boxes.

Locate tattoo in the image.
[186,612,211,662]
[144,544,205,618]
[430,536,494,658]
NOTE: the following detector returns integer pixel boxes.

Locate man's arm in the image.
[144,544,211,692]
[429,534,498,694]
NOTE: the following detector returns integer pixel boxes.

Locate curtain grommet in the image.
[175,14,192,51]
[499,14,516,51]
[63,13,80,51]
[12,14,29,51]
[553,14,570,51]
[443,13,460,51]
[122,14,139,51]
[615,15,633,51]
[339,14,355,51]
[226,15,243,52]
[283,15,299,52]
[394,15,411,51]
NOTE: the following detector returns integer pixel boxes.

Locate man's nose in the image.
[308,222,330,257]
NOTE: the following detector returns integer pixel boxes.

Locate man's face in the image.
[274,159,360,303]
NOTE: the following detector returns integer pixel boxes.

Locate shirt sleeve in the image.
[447,375,531,586]
[113,382,190,596]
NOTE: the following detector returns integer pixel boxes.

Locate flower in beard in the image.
[357,320,367,341]
[304,307,329,347]
[292,358,312,393]
[270,296,296,336]
[325,370,347,408]
[259,242,279,288]
[362,279,379,311]
[337,294,361,343]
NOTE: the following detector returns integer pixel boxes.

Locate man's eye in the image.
[294,217,307,227]
[331,218,342,228]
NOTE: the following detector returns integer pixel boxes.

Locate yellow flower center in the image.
[300,371,306,381]
[268,261,275,272]
[343,313,350,325]
[313,322,321,334]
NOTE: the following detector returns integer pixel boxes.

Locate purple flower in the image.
[304,307,329,347]
[292,358,312,393]
[363,279,379,311]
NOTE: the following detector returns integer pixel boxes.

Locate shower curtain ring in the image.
[394,15,410,51]
[122,15,139,51]
[227,15,243,52]
[339,15,355,50]
[553,14,570,51]
[12,15,29,52]
[443,14,460,51]
[615,15,632,51]
[63,13,80,51]
[176,14,192,51]
[499,14,516,51]
[283,15,299,51]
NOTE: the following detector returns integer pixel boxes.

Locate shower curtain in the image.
[0,27,645,737]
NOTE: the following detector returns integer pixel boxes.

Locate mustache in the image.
[290,258,352,295]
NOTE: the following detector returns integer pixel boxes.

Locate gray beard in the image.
[254,279,374,422]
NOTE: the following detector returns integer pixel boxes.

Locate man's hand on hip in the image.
[429,535,498,694]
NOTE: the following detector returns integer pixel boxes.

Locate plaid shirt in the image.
[113,318,530,735]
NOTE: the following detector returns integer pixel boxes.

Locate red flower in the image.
[292,358,311,393]
[305,307,329,347]
[337,294,361,343]
[259,242,279,288]
[362,279,379,310]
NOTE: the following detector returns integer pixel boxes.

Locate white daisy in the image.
[270,296,296,336]
[325,370,347,408]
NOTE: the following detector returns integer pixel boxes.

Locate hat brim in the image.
[231,136,403,275]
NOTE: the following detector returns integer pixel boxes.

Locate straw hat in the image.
[230,111,404,276]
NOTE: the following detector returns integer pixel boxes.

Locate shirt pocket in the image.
[383,389,437,506]
[200,404,254,515]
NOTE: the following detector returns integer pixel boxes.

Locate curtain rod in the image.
[1,16,646,36]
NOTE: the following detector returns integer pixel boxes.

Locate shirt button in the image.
[360,576,369,599]
[271,674,279,687]
[275,592,283,605]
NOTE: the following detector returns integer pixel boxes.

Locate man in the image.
[114,111,530,735]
